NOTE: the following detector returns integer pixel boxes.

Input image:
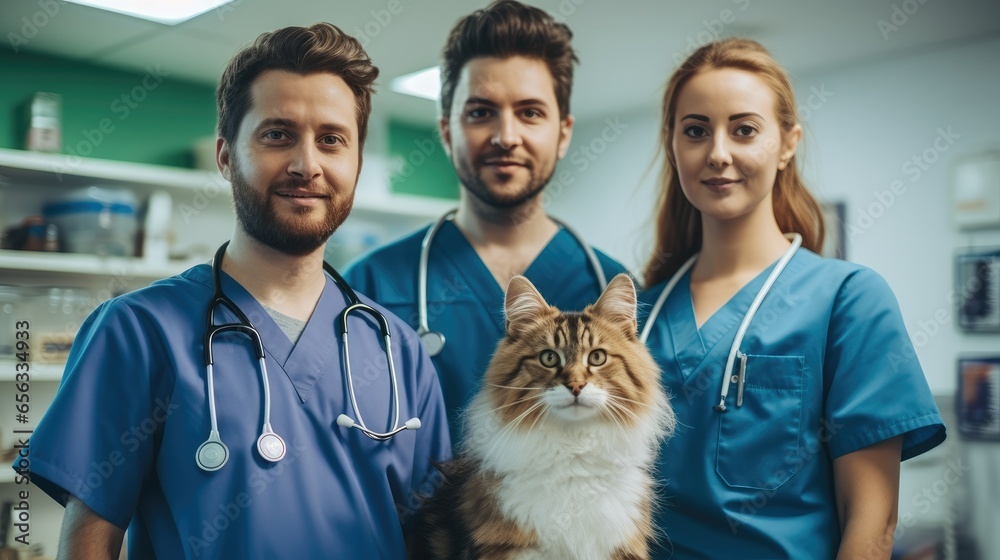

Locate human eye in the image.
[466,107,492,120]
[522,107,544,119]
[682,124,708,138]
[320,135,343,146]
[262,130,287,142]
[733,122,759,138]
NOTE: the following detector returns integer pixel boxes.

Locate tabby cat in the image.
[409,273,675,560]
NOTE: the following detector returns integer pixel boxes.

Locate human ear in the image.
[217,138,232,181]
[438,117,452,158]
[778,123,802,170]
[556,114,575,160]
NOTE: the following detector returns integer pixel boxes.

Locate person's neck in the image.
[453,192,559,287]
[453,192,558,249]
[693,211,791,281]
[221,231,327,321]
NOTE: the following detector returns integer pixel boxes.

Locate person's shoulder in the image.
[792,250,898,308]
[592,247,630,276]
[344,226,427,274]
[106,263,213,320]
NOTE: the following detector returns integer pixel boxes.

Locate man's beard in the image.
[230,163,354,256]
[455,151,555,209]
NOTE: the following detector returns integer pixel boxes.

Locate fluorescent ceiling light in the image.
[391,67,440,101]
[64,0,235,25]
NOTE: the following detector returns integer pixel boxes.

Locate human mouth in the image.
[701,177,741,193]
[274,189,328,206]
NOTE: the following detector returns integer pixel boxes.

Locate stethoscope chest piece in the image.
[196,431,230,472]
[418,329,445,357]
[256,426,286,462]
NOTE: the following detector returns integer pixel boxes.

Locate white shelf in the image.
[0,250,199,279]
[0,146,222,193]
[0,147,456,221]
[0,360,62,382]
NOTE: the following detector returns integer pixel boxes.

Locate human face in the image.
[671,68,800,224]
[218,69,360,255]
[440,56,573,209]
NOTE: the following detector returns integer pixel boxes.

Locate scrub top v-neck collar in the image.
[436,219,570,307]
[666,260,778,380]
[214,267,341,403]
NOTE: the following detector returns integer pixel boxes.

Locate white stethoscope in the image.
[196,242,420,473]
[415,209,608,356]
[639,233,802,412]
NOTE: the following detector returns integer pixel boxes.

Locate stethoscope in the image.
[196,242,421,472]
[638,233,802,412]
[415,209,609,356]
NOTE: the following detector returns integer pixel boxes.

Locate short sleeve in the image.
[824,268,946,460]
[22,298,167,529]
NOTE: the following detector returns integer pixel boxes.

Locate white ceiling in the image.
[3,0,999,126]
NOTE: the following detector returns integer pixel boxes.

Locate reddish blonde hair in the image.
[643,38,825,288]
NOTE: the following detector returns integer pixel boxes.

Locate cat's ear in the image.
[592,273,638,336]
[504,276,549,338]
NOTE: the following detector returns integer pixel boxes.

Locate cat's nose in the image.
[567,381,587,397]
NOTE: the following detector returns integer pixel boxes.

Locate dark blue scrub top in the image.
[639,249,946,559]
[20,264,451,559]
[344,220,629,444]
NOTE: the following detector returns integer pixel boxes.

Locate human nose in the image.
[491,112,523,150]
[707,133,733,169]
[287,142,323,181]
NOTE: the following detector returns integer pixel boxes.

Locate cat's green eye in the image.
[588,349,607,367]
[539,349,559,368]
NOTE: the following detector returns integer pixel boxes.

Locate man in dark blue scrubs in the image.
[345,0,628,445]
[22,23,450,559]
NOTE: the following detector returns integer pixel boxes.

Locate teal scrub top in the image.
[21,265,452,559]
[344,220,629,443]
[638,249,946,559]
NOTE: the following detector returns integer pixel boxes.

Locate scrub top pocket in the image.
[716,354,805,491]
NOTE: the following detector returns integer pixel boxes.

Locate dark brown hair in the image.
[217,23,379,152]
[643,38,825,288]
[439,0,577,119]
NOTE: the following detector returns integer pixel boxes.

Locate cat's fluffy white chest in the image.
[467,404,658,560]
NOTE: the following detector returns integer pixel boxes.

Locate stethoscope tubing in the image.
[416,209,608,355]
[639,233,803,412]
[199,241,418,472]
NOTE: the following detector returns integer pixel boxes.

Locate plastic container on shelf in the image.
[25,287,97,365]
[0,286,19,359]
[42,186,139,257]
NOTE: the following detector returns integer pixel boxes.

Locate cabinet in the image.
[0,146,455,555]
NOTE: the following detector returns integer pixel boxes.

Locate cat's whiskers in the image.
[494,394,542,411]
[605,393,655,409]
[489,383,542,391]
[605,398,642,427]
[486,401,546,459]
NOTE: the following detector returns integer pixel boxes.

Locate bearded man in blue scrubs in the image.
[21,24,450,559]
[344,0,629,444]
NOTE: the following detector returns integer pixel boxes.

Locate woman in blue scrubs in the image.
[638,38,945,559]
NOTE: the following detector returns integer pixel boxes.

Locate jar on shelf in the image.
[25,287,97,365]
[0,286,20,359]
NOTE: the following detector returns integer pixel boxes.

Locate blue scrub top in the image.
[638,249,945,559]
[344,220,628,443]
[22,264,451,559]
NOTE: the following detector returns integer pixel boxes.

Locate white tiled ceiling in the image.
[2,0,999,124]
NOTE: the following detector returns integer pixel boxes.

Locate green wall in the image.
[387,120,458,199]
[0,47,459,200]
[0,48,217,168]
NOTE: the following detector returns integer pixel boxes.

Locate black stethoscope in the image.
[196,242,421,472]
[415,209,609,356]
